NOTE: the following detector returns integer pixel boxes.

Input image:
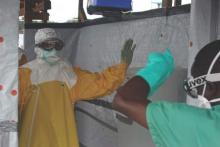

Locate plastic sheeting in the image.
[0,0,19,147]
[75,14,189,147]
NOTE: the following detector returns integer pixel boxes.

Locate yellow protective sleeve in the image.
[71,63,128,102]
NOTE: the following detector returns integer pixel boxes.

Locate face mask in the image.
[43,49,58,58]
[187,95,220,109]
[186,95,211,109]
[42,49,61,65]
[185,50,220,109]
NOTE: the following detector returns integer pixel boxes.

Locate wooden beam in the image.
[19,0,24,16]
[24,0,51,23]
[32,12,49,20]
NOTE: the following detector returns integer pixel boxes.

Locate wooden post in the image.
[24,0,32,23]
[162,0,172,8]
[43,0,48,23]
[175,0,182,6]
[78,0,87,22]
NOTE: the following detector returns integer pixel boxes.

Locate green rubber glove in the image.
[121,39,136,66]
[136,48,174,97]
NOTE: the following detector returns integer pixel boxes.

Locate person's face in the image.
[189,62,219,100]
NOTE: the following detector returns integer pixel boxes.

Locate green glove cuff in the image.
[136,48,174,97]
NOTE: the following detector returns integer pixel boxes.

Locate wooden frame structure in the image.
[20,0,51,23]
[19,0,184,23]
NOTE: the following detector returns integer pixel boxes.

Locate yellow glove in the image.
[121,39,136,66]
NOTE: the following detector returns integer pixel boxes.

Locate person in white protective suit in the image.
[18,28,136,147]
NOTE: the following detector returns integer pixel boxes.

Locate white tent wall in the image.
[24,12,190,147]
[76,14,189,147]
[0,0,19,147]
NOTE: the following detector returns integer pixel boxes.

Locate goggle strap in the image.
[185,75,206,89]
[206,51,220,75]
[206,73,220,82]
[209,98,220,103]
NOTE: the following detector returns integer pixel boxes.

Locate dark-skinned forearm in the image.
[112,94,151,128]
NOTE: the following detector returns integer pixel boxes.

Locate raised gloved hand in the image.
[121,39,136,66]
[136,48,174,97]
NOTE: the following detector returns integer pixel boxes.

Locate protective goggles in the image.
[36,38,64,51]
[184,73,220,98]
[184,75,207,98]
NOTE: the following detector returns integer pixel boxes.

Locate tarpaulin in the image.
[0,0,19,147]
